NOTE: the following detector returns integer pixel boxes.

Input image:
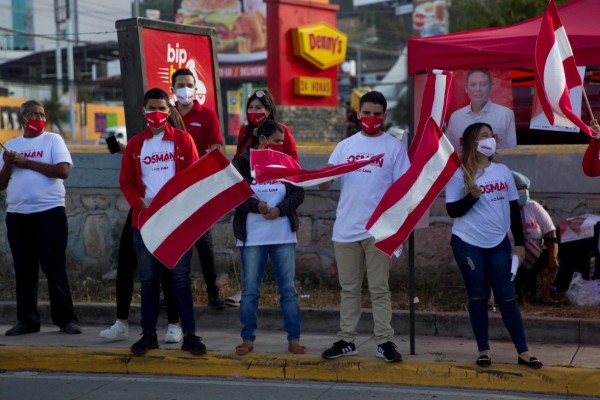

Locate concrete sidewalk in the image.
[1,302,600,397]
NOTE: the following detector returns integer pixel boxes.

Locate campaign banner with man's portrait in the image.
[442,69,517,152]
[559,214,600,244]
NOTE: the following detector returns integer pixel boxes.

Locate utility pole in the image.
[133,0,140,17]
[54,0,66,98]
[67,0,76,140]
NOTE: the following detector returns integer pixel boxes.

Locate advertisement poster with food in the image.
[412,0,448,38]
[141,27,218,112]
[175,0,267,63]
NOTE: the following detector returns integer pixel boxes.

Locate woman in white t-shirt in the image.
[445,122,542,369]
[232,120,306,356]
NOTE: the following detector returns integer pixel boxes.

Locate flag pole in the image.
[407,72,416,356]
[0,141,8,152]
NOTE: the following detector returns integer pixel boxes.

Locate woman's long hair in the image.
[168,105,186,130]
[461,122,494,191]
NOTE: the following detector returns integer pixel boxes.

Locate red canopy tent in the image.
[407,0,600,76]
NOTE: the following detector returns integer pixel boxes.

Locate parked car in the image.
[98,126,127,145]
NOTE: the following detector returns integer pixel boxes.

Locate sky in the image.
[0,0,132,51]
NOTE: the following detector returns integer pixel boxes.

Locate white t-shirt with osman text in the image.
[445,162,518,248]
[237,179,297,246]
[140,132,175,204]
[0,132,73,214]
[328,132,410,243]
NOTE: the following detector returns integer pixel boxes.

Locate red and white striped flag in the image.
[410,69,454,160]
[534,0,594,136]
[252,148,383,187]
[140,150,253,268]
[367,118,460,256]
[366,70,458,257]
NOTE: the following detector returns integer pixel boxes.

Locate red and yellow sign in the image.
[291,22,347,70]
[294,77,332,96]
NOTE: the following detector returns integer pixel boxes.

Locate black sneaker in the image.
[131,332,159,355]
[5,322,40,336]
[376,341,403,363]
[321,340,358,359]
[181,333,207,355]
[61,321,82,334]
[208,297,225,310]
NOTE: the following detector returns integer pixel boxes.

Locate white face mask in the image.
[476,137,496,157]
[175,87,195,105]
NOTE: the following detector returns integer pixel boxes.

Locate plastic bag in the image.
[566,272,600,306]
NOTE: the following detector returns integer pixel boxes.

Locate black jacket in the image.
[232,148,304,243]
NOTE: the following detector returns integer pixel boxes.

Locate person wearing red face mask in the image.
[232,89,298,164]
[119,88,206,357]
[0,100,81,336]
[319,91,410,363]
[232,120,306,355]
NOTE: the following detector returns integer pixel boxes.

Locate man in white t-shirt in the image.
[445,69,516,151]
[0,100,80,336]
[319,91,410,363]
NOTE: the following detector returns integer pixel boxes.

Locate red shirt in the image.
[232,122,298,163]
[177,100,223,154]
[119,123,199,227]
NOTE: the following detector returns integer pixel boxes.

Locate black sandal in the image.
[476,355,491,367]
[518,356,543,369]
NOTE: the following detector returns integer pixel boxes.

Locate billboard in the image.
[175,0,267,64]
[142,27,218,112]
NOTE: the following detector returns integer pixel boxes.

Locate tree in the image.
[450,0,571,32]
[42,98,66,138]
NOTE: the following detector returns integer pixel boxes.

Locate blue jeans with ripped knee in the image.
[451,234,528,354]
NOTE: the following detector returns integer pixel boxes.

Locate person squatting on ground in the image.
[319,91,410,363]
[119,88,205,356]
[445,122,542,369]
[1,100,81,336]
[171,68,225,310]
[510,171,559,305]
[232,120,306,355]
[99,106,189,343]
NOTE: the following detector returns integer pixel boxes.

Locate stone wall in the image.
[0,148,599,285]
[277,106,347,143]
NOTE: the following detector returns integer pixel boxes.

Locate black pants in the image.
[115,209,179,323]
[6,206,77,329]
[195,230,220,299]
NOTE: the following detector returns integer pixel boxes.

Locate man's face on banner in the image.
[465,71,492,107]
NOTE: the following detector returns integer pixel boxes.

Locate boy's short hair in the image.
[359,91,387,112]
[171,69,195,86]
[143,88,170,106]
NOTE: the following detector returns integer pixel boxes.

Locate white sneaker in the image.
[164,324,183,343]
[99,320,128,340]
[224,291,241,307]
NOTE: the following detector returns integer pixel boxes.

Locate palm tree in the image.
[42,98,66,138]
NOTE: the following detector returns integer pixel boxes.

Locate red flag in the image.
[534,0,593,136]
[252,148,384,187]
[410,69,454,160]
[139,150,253,268]
[367,118,461,256]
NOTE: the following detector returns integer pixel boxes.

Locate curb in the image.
[1,346,599,396]
[2,302,599,345]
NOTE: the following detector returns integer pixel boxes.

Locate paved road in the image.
[1,372,596,400]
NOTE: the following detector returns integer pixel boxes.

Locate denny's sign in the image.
[291,22,347,70]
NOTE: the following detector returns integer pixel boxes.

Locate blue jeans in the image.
[451,235,528,354]
[133,229,195,334]
[239,243,301,342]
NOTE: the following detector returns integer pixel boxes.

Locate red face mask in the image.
[248,112,267,126]
[360,116,384,135]
[24,118,46,135]
[145,111,169,129]
[264,143,284,152]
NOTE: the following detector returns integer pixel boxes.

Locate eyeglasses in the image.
[255,90,265,98]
